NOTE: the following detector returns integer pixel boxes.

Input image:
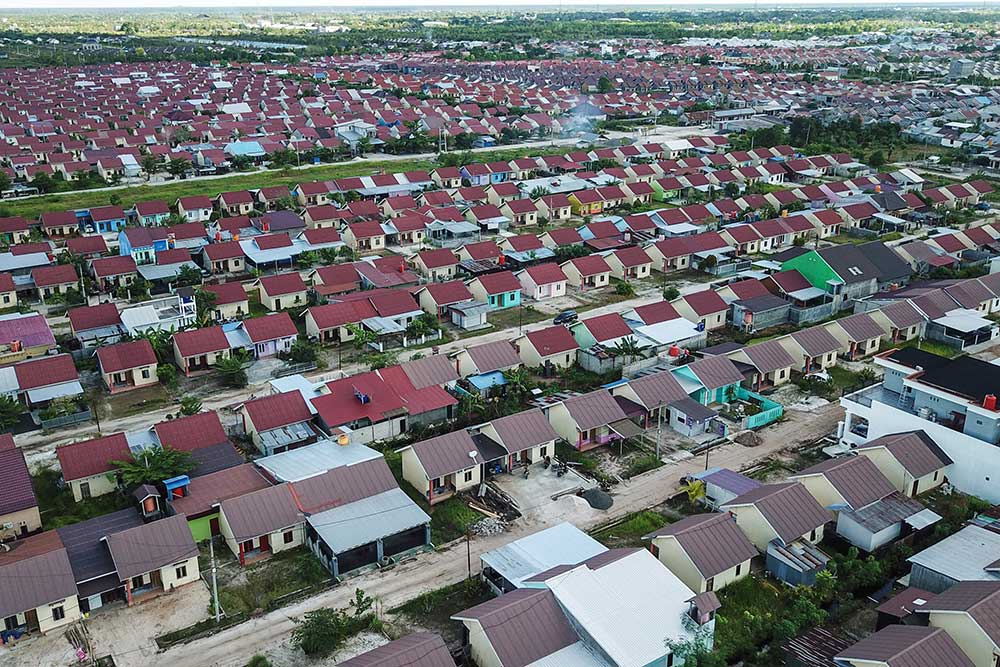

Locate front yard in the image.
[32,467,132,529]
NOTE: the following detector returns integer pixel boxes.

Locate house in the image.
[906,526,1000,593]
[0,434,40,540]
[855,431,952,498]
[675,289,729,331]
[256,273,307,312]
[105,514,201,605]
[91,255,138,292]
[239,391,315,456]
[568,188,605,215]
[569,312,636,350]
[474,408,559,473]
[727,339,796,391]
[200,282,250,322]
[342,221,386,252]
[721,482,832,585]
[400,429,484,505]
[501,198,539,226]
[454,548,712,667]
[14,353,82,410]
[828,312,888,360]
[0,531,80,634]
[536,193,573,223]
[56,432,130,501]
[167,464,271,541]
[218,483,304,566]
[781,325,844,374]
[545,389,631,451]
[645,513,757,594]
[202,241,246,275]
[304,300,377,345]
[242,312,298,358]
[177,196,214,223]
[338,634,453,667]
[172,326,231,376]
[40,211,80,238]
[0,311,56,364]
[0,216,31,245]
[293,182,331,207]
[96,339,158,393]
[918,581,1000,667]
[215,190,255,216]
[478,522,607,594]
[132,200,171,227]
[605,246,652,281]
[560,255,612,291]
[513,325,579,370]
[789,455,932,552]
[515,263,567,301]
[834,625,974,667]
[410,248,459,282]
[32,264,79,302]
[88,205,127,233]
[415,281,474,319]
[466,271,522,310]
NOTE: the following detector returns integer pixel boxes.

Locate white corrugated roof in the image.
[480,522,607,589]
[256,438,381,482]
[307,488,429,554]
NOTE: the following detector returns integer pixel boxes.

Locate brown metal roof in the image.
[686,355,744,390]
[741,339,795,374]
[169,464,271,518]
[791,326,843,357]
[562,389,628,432]
[452,588,578,667]
[879,301,925,329]
[834,625,974,667]
[0,532,77,619]
[646,513,757,579]
[336,632,454,667]
[291,457,397,515]
[857,430,952,478]
[722,482,833,546]
[407,430,482,480]
[219,483,302,543]
[488,408,559,453]
[464,340,522,374]
[399,354,459,390]
[922,581,1000,647]
[834,312,887,343]
[793,455,896,511]
[626,370,688,409]
[105,514,199,580]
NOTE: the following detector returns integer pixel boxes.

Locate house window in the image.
[51,605,65,622]
[667,654,674,667]
[809,528,817,541]
[540,446,547,458]
[175,565,187,580]
[933,471,939,481]
[141,368,151,379]
[735,563,742,576]
[131,575,144,590]
[464,470,474,483]
[80,482,91,499]
[705,577,715,592]
[283,530,294,544]
[2,295,9,304]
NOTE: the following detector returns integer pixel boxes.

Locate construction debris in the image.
[471,517,506,537]
[734,431,763,447]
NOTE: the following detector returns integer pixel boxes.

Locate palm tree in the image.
[612,336,644,358]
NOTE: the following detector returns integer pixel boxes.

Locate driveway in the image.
[127,402,844,667]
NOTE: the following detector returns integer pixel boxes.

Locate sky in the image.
[7,0,997,9]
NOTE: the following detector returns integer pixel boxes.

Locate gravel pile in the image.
[734,431,763,447]
[471,517,506,537]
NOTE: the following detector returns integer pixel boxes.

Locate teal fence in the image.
[736,387,783,430]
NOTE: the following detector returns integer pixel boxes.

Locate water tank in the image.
[984,394,998,411]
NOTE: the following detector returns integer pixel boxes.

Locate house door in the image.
[210,517,220,535]
[911,480,919,497]
[260,534,270,552]
[80,482,91,499]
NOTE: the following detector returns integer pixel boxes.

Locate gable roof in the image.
[645,513,757,579]
[488,408,559,453]
[0,532,77,620]
[219,483,302,542]
[561,390,628,431]
[722,482,832,545]
[97,339,157,373]
[921,581,1000,646]
[524,325,578,357]
[793,455,896,510]
[0,440,37,516]
[337,633,454,667]
[463,340,521,374]
[242,391,312,432]
[835,625,974,667]
[173,325,229,357]
[154,412,229,453]
[741,339,795,374]
[105,514,199,580]
[857,431,952,478]
[407,430,481,479]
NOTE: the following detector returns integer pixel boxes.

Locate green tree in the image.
[179,395,202,416]
[215,354,249,388]
[140,155,162,182]
[0,395,25,429]
[175,264,203,288]
[112,445,195,488]
[156,363,178,389]
[596,75,614,93]
[287,337,318,365]
[165,158,192,180]
[615,281,636,297]
[662,286,680,300]
[245,656,271,667]
[868,150,886,168]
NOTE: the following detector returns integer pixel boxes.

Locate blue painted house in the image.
[88,205,127,234]
[132,200,171,227]
[460,163,491,187]
[466,271,521,310]
[671,356,744,406]
[119,227,169,265]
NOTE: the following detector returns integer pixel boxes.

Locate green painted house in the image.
[670,356,745,406]
[780,249,842,293]
[168,465,271,542]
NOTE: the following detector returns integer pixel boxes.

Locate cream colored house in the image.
[105,515,202,606]
[645,513,757,594]
[0,535,82,634]
[512,325,578,370]
[720,482,832,552]
[923,582,1000,667]
[399,430,483,505]
[255,273,308,312]
[218,484,305,566]
[855,431,951,497]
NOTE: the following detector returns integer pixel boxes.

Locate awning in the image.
[306,488,429,555]
[904,508,942,530]
[27,380,84,403]
[609,418,644,439]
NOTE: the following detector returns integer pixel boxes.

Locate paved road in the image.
[129,402,844,667]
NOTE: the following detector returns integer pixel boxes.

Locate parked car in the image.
[553,310,578,326]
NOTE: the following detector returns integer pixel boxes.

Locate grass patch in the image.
[426,497,482,545]
[487,305,549,331]
[622,453,664,479]
[0,145,574,220]
[591,510,669,548]
[32,467,131,529]
[212,549,331,618]
[390,577,490,619]
[99,383,173,420]
[879,337,960,359]
[713,575,789,664]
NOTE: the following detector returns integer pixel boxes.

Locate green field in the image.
[0,144,575,219]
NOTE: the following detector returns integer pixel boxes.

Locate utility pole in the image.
[465,528,472,580]
[210,538,220,623]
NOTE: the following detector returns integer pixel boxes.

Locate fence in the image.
[41,408,92,432]
[735,387,783,430]
[272,361,317,378]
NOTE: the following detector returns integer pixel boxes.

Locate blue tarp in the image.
[469,371,506,391]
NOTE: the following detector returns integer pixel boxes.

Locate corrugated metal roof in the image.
[741,339,795,374]
[791,326,843,357]
[464,340,521,374]
[337,632,454,667]
[879,301,925,329]
[105,514,199,580]
[399,354,459,390]
[921,581,1000,647]
[291,457,397,515]
[219,483,302,543]
[307,488,429,555]
[793,455,896,511]
[625,369,688,409]
[562,390,628,432]
[646,513,757,579]
[723,482,832,546]
[835,625,974,667]
[488,408,559,454]
[453,588,579,666]
[480,523,607,590]
[834,312,887,343]
[908,526,1000,587]
[407,430,481,479]
[256,440,381,483]
[685,355,744,390]
[858,430,952,478]
[0,533,77,619]
[57,508,144,584]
